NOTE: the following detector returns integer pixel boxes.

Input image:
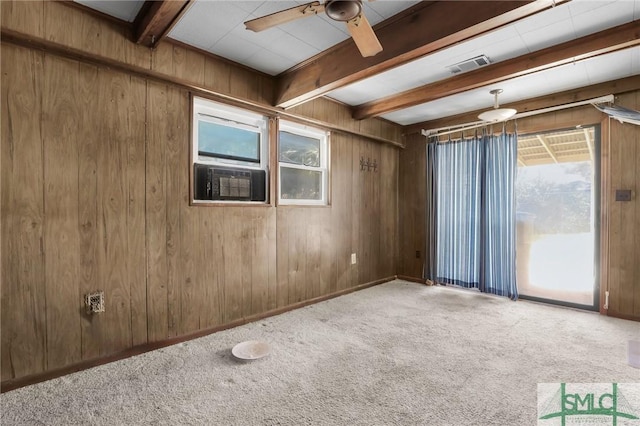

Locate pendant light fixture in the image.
[478,89,517,122]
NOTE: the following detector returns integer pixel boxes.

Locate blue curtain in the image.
[426,130,518,300]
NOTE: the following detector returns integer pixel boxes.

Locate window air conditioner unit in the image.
[194,164,266,202]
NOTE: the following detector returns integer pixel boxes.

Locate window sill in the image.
[190,200,274,207]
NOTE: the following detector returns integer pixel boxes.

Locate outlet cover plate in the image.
[615,189,632,201]
[86,291,105,314]
[351,253,357,265]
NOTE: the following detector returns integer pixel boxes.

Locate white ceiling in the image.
[75,0,640,126]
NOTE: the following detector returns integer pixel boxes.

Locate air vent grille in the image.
[447,55,491,74]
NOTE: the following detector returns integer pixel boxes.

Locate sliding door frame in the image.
[516,124,601,312]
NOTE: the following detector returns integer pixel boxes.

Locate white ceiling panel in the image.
[267,32,322,63]
[75,0,144,22]
[364,1,421,19]
[210,32,264,63]
[512,2,572,34]
[585,48,636,83]
[570,0,636,37]
[273,14,349,51]
[518,19,577,52]
[169,1,248,50]
[243,48,297,76]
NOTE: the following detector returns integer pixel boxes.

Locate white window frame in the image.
[278,120,329,206]
[192,96,269,171]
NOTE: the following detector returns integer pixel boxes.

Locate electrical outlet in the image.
[85,291,105,314]
[615,189,632,201]
[351,253,357,265]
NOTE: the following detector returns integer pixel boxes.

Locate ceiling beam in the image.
[275,0,566,109]
[584,128,594,162]
[404,75,640,135]
[536,135,558,163]
[354,21,640,120]
[133,0,192,48]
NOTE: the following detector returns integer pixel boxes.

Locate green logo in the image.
[539,383,639,425]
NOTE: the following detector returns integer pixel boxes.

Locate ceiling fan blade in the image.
[346,13,382,57]
[245,1,325,32]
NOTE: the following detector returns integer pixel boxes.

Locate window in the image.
[278,120,329,205]
[192,97,269,203]
[193,97,268,168]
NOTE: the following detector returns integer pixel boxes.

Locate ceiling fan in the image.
[244,1,383,57]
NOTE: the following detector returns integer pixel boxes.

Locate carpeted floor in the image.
[2,280,639,425]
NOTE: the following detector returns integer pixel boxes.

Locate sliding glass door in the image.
[515,126,599,309]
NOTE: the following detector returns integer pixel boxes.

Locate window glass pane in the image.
[280,168,322,200]
[198,120,260,162]
[279,131,320,167]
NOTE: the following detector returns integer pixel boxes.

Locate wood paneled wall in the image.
[606,91,640,320]
[398,97,640,320]
[1,1,400,383]
[398,133,426,279]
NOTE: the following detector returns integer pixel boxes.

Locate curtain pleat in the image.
[425,141,438,282]
[425,130,518,300]
[481,132,518,299]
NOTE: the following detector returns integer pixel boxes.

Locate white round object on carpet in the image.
[232,340,270,360]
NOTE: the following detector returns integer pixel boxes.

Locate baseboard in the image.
[396,275,430,285]
[1,276,395,393]
[606,310,640,322]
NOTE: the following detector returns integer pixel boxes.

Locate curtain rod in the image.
[421,94,615,138]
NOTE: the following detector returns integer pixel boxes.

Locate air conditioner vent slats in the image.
[447,55,491,75]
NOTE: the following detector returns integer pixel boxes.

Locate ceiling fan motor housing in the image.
[325,0,363,21]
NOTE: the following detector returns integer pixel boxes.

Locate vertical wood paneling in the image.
[1,45,47,380]
[204,57,231,97]
[222,208,244,322]
[351,137,363,286]
[398,133,427,279]
[332,135,353,291]
[42,55,81,370]
[607,91,640,318]
[241,210,254,317]
[43,2,149,70]
[151,42,174,77]
[635,90,640,317]
[179,207,200,334]
[146,82,169,342]
[266,208,278,311]
[165,85,185,338]
[127,76,148,347]
[1,0,44,37]
[289,211,307,303]
[380,146,398,277]
[306,210,322,300]
[276,208,289,308]
[97,69,134,354]
[250,209,272,315]
[77,62,101,360]
[198,209,224,329]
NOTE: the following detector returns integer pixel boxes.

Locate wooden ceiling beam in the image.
[584,128,594,162]
[355,21,640,120]
[536,135,559,163]
[404,75,640,135]
[133,0,192,48]
[275,0,565,109]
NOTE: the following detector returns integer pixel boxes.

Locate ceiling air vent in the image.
[447,55,491,74]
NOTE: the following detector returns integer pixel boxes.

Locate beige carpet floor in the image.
[1,280,639,425]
